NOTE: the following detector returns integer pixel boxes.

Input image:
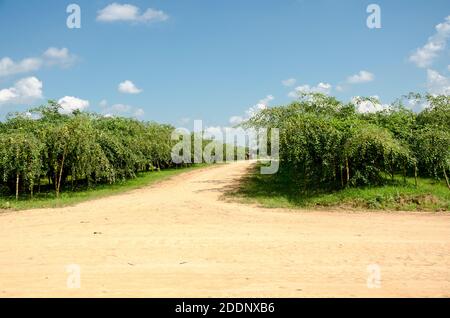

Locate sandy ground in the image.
[0,161,449,298]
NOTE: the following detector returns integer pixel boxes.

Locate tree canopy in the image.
[245,93,449,189]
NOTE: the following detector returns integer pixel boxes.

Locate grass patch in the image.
[226,163,450,212]
[0,164,209,211]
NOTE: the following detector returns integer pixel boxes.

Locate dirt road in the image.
[0,161,449,297]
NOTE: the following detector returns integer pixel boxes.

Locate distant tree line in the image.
[0,101,231,200]
[244,93,450,190]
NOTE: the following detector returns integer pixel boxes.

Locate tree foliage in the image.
[245,93,449,189]
[0,102,191,199]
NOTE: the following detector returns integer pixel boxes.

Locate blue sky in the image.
[0,0,449,127]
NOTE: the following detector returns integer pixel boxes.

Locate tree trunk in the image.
[15,173,19,201]
[56,150,67,198]
[71,168,75,190]
[403,167,407,184]
[345,158,350,186]
[443,165,450,190]
[414,164,418,187]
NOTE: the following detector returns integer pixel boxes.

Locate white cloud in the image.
[282,78,296,87]
[0,77,43,105]
[118,80,142,94]
[409,16,450,68]
[100,102,143,118]
[297,71,373,95]
[43,47,76,67]
[179,117,191,124]
[0,57,42,78]
[287,91,296,98]
[99,99,108,108]
[110,103,132,113]
[407,97,430,112]
[347,70,374,84]
[351,96,390,113]
[0,88,18,104]
[288,82,332,98]
[228,95,274,127]
[258,95,274,106]
[426,69,450,95]
[315,82,332,93]
[97,3,140,22]
[140,8,169,22]
[58,96,89,114]
[133,108,145,117]
[410,42,445,68]
[0,47,76,78]
[229,116,244,125]
[97,3,169,23]
[246,95,274,118]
